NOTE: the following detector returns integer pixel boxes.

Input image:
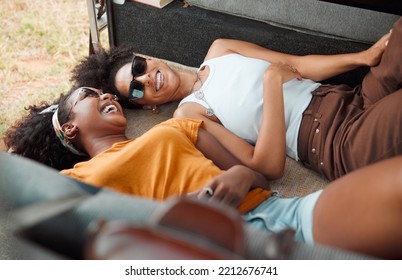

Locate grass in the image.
[0,0,108,140]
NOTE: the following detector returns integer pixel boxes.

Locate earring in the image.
[152,105,159,114]
[65,134,76,145]
[66,128,78,140]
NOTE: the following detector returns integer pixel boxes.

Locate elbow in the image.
[265,169,284,181]
[259,164,285,180]
[247,152,286,180]
[272,168,285,180]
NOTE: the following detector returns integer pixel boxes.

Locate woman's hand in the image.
[188,165,267,208]
[361,30,391,67]
[264,63,302,84]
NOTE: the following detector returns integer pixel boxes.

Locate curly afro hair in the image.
[70,46,136,108]
[5,91,89,170]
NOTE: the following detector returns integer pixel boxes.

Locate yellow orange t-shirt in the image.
[61,118,271,213]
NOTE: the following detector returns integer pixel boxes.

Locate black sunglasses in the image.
[128,55,147,102]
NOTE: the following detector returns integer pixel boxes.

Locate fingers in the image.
[383,32,391,47]
[374,30,391,49]
[186,190,199,198]
[202,186,214,197]
[197,185,242,208]
[290,65,302,80]
[364,30,392,67]
[267,63,302,80]
[196,185,215,199]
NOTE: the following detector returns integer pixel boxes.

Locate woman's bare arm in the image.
[194,126,270,191]
[195,126,241,170]
[205,33,390,81]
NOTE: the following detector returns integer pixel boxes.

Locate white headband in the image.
[40,104,87,156]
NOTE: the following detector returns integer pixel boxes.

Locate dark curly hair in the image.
[5,90,89,171]
[70,46,137,108]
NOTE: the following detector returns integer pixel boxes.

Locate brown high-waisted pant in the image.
[298,17,402,181]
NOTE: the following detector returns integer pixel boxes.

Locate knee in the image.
[374,89,402,121]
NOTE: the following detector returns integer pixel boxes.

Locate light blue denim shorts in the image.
[242,190,323,245]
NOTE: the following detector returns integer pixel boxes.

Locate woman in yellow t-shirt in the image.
[6,86,402,259]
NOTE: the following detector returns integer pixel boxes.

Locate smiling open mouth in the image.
[156,71,163,91]
[102,104,118,114]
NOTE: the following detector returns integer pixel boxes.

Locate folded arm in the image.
[193,127,270,208]
[176,67,286,180]
[175,64,300,180]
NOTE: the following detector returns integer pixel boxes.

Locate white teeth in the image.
[102,104,118,114]
[156,71,161,91]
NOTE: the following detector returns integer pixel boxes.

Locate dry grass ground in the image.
[0,0,108,149]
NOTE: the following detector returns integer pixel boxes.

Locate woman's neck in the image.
[175,69,199,100]
[84,134,128,158]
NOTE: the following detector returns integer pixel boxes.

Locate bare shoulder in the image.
[174,103,221,123]
[174,102,204,118]
[204,39,234,61]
